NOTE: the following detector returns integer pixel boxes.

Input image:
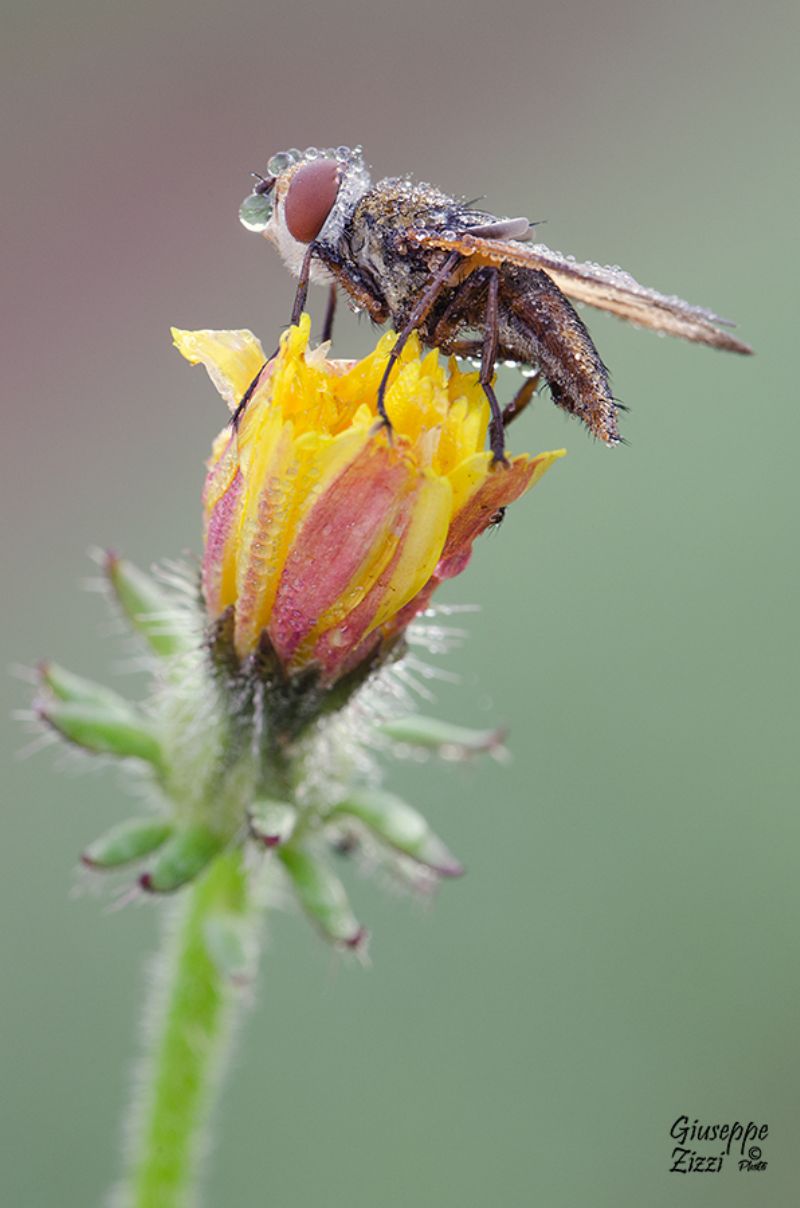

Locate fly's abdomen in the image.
[500,266,620,444]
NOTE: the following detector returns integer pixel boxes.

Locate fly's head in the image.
[239,145,370,278]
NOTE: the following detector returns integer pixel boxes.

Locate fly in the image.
[238,145,752,459]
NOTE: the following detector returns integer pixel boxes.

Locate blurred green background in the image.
[2,0,798,1204]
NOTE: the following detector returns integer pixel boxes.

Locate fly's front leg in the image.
[232,243,318,429]
[290,243,317,327]
[375,249,462,435]
[479,268,508,464]
[231,364,269,429]
[312,245,390,324]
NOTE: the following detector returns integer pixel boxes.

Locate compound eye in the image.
[284,160,341,243]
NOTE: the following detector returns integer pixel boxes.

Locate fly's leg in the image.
[441,339,483,360]
[374,249,462,435]
[433,267,541,442]
[311,245,390,325]
[502,373,541,426]
[290,243,316,326]
[321,285,337,344]
[430,272,487,344]
[479,268,508,464]
[232,245,318,428]
[231,364,267,429]
[439,338,540,431]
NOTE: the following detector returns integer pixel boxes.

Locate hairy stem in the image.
[116,849,254,1208]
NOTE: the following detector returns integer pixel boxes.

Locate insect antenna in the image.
[251,171,276,196]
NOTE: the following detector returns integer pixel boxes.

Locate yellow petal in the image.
[447,451,494,519]
[171,328,266,411]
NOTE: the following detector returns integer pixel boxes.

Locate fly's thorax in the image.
[370,178,461,228]
[345,180,466,328]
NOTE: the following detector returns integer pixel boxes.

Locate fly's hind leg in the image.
[502,373,541,427]
[478,268,508,464]
[433,272,541,444]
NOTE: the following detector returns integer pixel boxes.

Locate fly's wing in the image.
[406,229,753,355]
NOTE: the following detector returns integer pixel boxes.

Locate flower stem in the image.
[117,849,253,1208]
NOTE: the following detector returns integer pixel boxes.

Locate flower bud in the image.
[104,552,193,657]
[377,714,507,759]
[37,317,557,932]
[140,826,226,893]
[176,318,563,691]
[39,662,133,712]
[37,698,164,768]
[332,788,464,876]
[248,799,297,847]
[278,846,365,949]
[82,818,173,869]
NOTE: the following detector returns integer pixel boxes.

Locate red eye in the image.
[284,160,341,243]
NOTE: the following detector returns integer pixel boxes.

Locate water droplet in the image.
[304,146,319,160]
[239,191,273,231]
[267,151,293,175]
[336,145,351,160]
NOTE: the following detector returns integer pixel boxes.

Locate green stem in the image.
[117,849,254,1208]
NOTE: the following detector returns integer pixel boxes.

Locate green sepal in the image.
[331,788,463,877]
[278,846,365,949]
[248,798,297,847]
[141,826,226,893]
[38,662,132,713]
[82,817,173,869]
[39,698,164,768]
[377,714,506,758]
[203,913,256,984]
[104,552,193,657]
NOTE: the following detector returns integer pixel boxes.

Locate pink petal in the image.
[268,443,411,663]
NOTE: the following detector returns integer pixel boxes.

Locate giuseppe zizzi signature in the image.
[669,1116,768,1173]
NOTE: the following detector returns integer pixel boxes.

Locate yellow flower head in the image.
[173,316,564,683]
